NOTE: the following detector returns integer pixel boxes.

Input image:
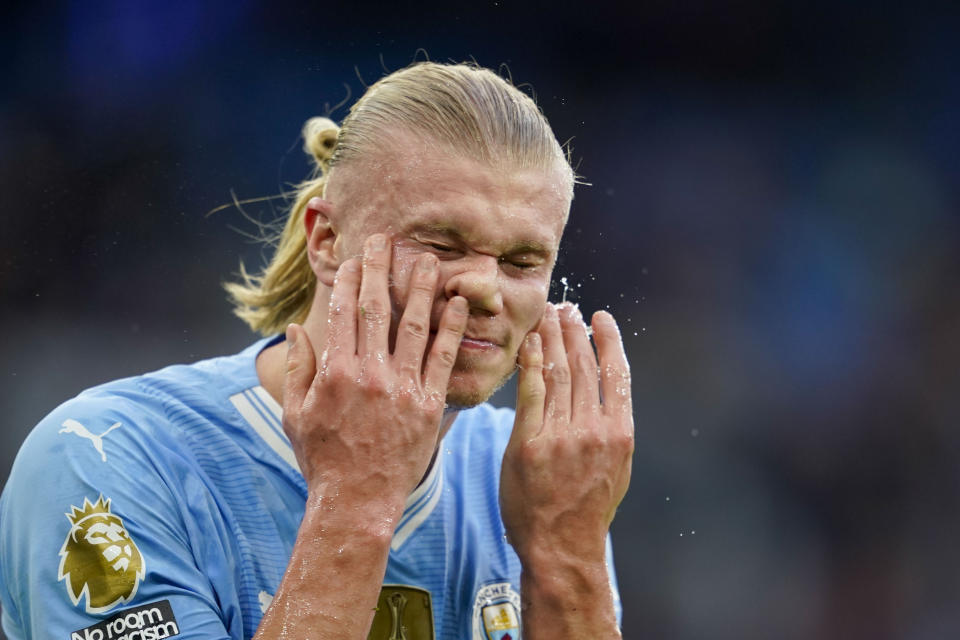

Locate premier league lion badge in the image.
[472,582,521,640]
[57,495,146,614]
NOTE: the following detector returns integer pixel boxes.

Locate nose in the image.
[443,254,503,315]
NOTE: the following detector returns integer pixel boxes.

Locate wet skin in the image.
[316,139,572,409]
[254,136,633,639]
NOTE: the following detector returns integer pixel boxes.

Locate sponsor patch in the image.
[70,600,179,640]
[368,585,434,640]
[472,582,521,640]
[58,495,146,614]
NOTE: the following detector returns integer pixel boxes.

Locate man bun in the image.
[302,117,339,173]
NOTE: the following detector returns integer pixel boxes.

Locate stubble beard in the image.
[443,355,518,410]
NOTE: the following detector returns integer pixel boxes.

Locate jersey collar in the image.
[230,384,445,548]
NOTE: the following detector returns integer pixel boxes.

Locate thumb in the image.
[283,323,316,413]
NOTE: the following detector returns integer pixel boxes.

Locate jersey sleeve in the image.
[0,391,240,640]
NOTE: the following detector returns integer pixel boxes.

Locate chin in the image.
[444,366,516,409]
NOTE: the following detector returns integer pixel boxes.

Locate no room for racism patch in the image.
[70,600,180,640]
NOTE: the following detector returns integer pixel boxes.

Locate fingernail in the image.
[371,234,387,250]
[342,258,359,272]
[525,333,541,350]
[286,324,297,347]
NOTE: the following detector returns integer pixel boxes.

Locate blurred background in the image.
[2,1,959,638]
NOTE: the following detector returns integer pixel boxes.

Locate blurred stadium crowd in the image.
[2,2,958,638]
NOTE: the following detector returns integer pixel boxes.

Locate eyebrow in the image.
[410,222,553,255]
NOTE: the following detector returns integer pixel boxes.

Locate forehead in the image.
[339,140,572,251]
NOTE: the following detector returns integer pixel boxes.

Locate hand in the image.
[282,233,469,509]
[500,302,634,565]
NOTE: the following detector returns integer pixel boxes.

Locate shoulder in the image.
[3,335,269,492]
[10,379,161,479]
[2,338,274,516]
[2,372,186,526]
[0,341,275,632]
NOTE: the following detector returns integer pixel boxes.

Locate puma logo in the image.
[59,419,122,462]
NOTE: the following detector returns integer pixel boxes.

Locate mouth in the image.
[427,329,505,352]
[459,335,501,351]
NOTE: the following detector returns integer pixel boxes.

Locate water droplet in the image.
[691,428,700,437]
[665,496,670,502]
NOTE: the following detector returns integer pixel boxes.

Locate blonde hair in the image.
[225,61,573,335]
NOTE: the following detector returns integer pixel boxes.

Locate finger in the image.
[327,258,361,357]
[539,303,572,428]
[283,323,316,413]
[423,296,468,397]
[394,253,439,377]
[559,303,601,421]
[592,310,633,418]
[510,332,546,444]
[357,233,392,358]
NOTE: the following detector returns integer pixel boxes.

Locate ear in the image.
[304,196,339,287]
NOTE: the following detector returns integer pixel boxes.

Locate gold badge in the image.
[368,585,435,640]
[57,495,146,613]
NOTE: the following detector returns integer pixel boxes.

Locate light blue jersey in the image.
[1,337,620,639]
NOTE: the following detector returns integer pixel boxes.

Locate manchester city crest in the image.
[472,582,521,640]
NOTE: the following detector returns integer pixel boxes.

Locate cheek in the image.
[507,278,551,330]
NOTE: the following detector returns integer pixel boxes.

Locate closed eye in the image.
[419,240,462,257]
[499,255,545,272]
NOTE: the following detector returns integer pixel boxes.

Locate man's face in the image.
[330,138,571,407]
